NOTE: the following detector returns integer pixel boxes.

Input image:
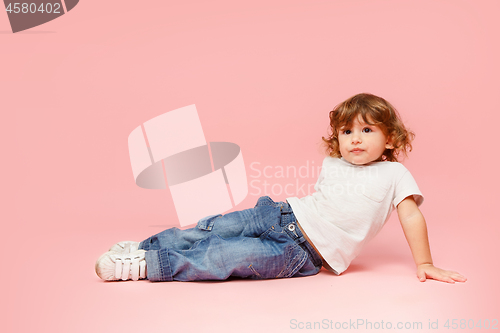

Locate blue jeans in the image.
[138,196,323,282]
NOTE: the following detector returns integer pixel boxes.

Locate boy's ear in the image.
[385,136,394,149]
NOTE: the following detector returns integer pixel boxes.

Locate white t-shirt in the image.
[287,157,423,274]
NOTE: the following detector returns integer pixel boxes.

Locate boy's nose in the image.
[351,134,361,144]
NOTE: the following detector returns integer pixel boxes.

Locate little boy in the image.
[96,93,466,284]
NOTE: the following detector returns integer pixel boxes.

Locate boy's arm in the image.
[396,196,467,283]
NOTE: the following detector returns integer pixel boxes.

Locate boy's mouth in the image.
[351,148,364,153]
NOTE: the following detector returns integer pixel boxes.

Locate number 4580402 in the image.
[5,3,61,14]
[444,319,498,330]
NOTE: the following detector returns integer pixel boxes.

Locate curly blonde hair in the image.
[322,93,414,162]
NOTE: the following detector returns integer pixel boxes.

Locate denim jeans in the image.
[138,196,323,282]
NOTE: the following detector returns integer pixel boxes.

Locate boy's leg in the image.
[145,232,306,281]
[138,196,283,252]
[144,220,315,282]
[142,196,323,281]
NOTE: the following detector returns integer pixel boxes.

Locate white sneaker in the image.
[109,241,140,253]
[95,250,147,281]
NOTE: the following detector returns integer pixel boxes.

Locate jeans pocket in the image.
[197,214,222,231]
[277,244,308,278]
[248,240,308,279]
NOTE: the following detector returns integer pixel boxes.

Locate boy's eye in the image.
[343,130,351,135]
[362,128,372,133]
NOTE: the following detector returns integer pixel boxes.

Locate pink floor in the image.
[6,208,498,333]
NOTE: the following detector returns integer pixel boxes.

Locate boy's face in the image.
[338,115,393,165]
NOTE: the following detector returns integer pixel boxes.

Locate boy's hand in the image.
[397,198,467,284]
[416,263,467,283]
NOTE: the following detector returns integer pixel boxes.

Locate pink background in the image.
[2,1,499,332]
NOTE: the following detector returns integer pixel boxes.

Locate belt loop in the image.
[280,203,293,214]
